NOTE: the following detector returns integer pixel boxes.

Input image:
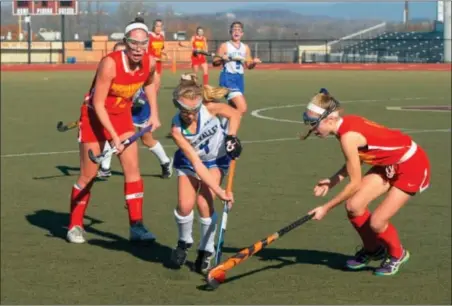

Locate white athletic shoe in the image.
[67,225,86,244]
[97,167,112,178]
[130,222,156,242]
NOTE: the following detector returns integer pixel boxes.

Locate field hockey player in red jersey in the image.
[67,17,160,244]
[190,26,210,85]
[303,89,431,276]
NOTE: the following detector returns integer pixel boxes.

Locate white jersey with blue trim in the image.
[223,41,247,74]
[172,105,227,161]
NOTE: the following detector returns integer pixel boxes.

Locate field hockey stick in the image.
[88,124,153,164]
[206,213,314,289]
[56,120,79,132]
[193,49,246,64]
[215,159,237,266]
[178,41,192,49]
[177,42,217,59]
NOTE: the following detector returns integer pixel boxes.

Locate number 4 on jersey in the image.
[199,140,210,154]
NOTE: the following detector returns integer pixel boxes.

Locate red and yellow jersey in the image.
[87,50,150,114]
[337,115,413,166]
[192,36,207,58]
[192,36,206,51]
[148,32,165,58]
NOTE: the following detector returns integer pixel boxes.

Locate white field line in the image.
[386,106,451,113]
[1,128,450,159]
[251,96,447,124]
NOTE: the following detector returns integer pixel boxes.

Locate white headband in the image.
[124,23,149,35]
[307,103,339,117]
[181,74,193,81]
[307,103,326,115]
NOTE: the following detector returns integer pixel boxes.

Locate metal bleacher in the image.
[328,23,445,63]
[341,31,444,63]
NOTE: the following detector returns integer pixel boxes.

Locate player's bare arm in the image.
[213,43,227,66]
[92,56,118,139]
[204,37,209,51]
[323,132,363,211]
[143,56,159,122]
[205,102,241,136]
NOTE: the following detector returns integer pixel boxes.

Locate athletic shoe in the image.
[374,249,410,276]
[165,132,173,139]
[171,240,192,268]
[161,158,173,179]
[129,222,156,242]
[345,245,387,270]
[97,167,112,178]
[67,225,86,244]
[194,250,215,275]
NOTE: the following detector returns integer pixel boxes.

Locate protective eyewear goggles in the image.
[174,98,203,114]
[125,37,149,50]
[302,111,322,127]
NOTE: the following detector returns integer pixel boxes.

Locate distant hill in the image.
[221,2,437,22]
[73,2,438,22]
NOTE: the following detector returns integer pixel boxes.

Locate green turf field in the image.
[1,69,451,304]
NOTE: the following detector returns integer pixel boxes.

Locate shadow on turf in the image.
[26,209,105,240]
[196,246,360,291]
[32,165,162,180]
[221,246,351,271]
[25,209,176,268]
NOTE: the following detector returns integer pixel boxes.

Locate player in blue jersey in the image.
[213,21,261,115]
[169,73,242,274]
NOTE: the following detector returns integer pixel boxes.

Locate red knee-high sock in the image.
[348,210,380,252]
[377,223,403,259]
[125,179,144,225]
[69,182,93,229]
[203,73,209,85]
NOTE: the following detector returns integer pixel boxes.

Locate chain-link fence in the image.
[1,37,448,64]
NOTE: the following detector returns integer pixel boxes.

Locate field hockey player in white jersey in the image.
[170,73,243,274]
[213,21,261,115]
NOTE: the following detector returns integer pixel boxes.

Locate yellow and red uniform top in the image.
[337,115,413,166]
[192,36,207,56]
[148,32,165,59]
[86,50,150,114]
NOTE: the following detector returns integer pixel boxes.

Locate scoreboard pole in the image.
[25,15,31,64]
[18,15,22,38]
[61,15,66,64]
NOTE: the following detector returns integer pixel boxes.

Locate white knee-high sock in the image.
[174,209,194,245]
[101,141,112,170]
[149,141,170,165]
[198,212,217,253]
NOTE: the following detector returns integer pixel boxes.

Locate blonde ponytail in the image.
[173,73,229,103]
[203,85,229,102]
